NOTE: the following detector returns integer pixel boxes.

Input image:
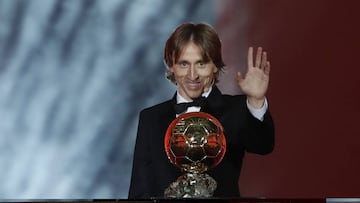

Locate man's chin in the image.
[187,92,204,99]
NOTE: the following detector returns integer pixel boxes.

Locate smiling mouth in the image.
[186,82,201,91]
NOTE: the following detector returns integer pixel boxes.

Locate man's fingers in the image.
[248,46,270,73]
[264,61,271,75]
[247,47,254,69]
[236,71,243,80]
[236,72,245,85]
[255,47,262,68]
[261,51,267,70]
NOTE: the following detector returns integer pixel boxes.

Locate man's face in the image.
[170,42,218,101]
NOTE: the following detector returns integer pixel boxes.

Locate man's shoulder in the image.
[140,99,173,114]
[217,91,247,104]
[221,93,247,100]
[212,86,247,101]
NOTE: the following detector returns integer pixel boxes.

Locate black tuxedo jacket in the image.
[128,86,274,198]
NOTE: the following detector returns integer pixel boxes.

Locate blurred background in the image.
[0,0,359,199]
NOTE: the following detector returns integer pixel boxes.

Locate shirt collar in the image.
[176,86,212,104]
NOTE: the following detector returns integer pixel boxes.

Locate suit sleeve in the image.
[243,107,275,155]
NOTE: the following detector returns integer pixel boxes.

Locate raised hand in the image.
[236,47,270,108]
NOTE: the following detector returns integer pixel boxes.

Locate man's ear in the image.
[213,66,218,73]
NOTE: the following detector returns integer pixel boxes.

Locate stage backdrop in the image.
[0,0,214,198]
[217,0,360,198]
[0,0,359,199]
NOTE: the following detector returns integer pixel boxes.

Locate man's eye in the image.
[179,62,188,67]
[197,62,206,68]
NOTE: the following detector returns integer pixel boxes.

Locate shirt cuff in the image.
[246,98,268,121]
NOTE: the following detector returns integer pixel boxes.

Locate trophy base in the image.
[164,173,217,198]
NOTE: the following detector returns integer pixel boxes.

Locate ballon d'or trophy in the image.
[164,112,226,198]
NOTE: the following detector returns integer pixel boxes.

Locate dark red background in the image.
[216,0,360,198]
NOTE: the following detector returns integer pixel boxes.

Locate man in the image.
[128,23,274,198]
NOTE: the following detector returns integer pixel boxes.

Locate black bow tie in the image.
[174,97,207,114]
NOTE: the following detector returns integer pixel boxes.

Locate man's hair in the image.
[164,23,226,84]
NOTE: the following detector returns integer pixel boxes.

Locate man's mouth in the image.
[186,81,201,91]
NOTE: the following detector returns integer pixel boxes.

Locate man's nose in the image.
[187,66,198,80]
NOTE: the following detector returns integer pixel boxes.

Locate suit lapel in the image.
[202,86,225,119]
[158,96,177,134]
[170,86,225,120]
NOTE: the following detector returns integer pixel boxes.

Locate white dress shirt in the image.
[176,86,267,121]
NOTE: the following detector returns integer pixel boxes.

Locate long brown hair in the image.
[164,23,226,84]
